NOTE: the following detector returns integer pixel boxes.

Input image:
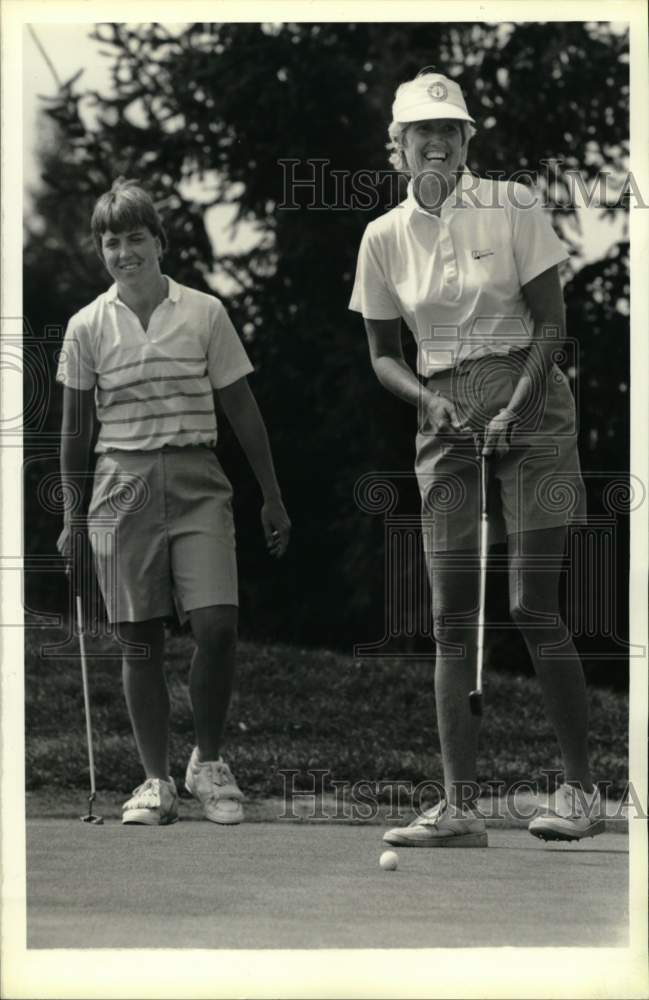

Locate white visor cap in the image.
[392,73,475,125]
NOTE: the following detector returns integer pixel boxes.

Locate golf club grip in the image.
[469,690,483,716]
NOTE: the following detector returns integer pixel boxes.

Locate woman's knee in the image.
[190,606,238,654]
[509,593,564,637]
[432,611,475,652]
[116,619,164,664]
[430,554,480,653]
[508,528,566,631]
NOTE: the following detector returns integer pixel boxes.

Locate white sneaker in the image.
[529,783,605,842]
[184,747,244,825]
[383,801,488,848]
[122,777,179,826]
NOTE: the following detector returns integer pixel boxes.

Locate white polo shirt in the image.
[56,277,253,452]
[349,173,569,375]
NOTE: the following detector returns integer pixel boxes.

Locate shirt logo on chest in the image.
[472,249,495,260]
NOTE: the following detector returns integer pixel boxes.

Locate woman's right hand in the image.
[57,517,88,590]
[422,390,466,436]
[56,522,72,567]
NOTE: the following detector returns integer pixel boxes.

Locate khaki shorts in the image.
[87,447,237,623]
[415,349,588,554]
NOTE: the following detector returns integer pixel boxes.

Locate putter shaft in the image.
[76,594,102,823]
[470,449,489,716]
[76,595,97,799]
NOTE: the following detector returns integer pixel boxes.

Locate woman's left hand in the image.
[483,408,518,458]
[262,498,291,558]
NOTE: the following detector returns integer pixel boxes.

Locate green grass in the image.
[25,623,629,797]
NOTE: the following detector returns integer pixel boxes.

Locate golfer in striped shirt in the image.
[57,178,290,826]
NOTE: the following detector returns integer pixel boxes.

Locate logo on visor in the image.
[427,82,448,102]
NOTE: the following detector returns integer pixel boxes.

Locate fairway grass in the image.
[25,621,629,798]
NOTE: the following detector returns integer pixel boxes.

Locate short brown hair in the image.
[91,177,167,257]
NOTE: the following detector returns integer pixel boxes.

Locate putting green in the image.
[26,820,628,949]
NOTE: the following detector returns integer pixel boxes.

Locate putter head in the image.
[468,690,483,717]
[80,792,103,824]
[80,812,104,825]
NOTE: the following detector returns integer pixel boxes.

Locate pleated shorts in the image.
[87,446,238,623]
[415,349,588,555]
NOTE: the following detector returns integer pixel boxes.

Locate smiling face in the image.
[402,118,469,210]
[100,227,163,288]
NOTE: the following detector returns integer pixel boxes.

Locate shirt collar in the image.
[402,170,476,220]
[106,275,180,304]
[166,276,180,302]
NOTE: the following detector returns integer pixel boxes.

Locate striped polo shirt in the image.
[56,277,253,452]
[349,174,569,375]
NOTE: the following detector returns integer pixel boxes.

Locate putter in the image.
[76,593,103,825]
[469,434,489,717]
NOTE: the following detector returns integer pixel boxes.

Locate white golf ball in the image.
[380,850,398,871]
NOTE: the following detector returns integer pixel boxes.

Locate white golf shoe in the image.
[383,800,488,848]
[529,783,605,842]
[122,776,179,825]
[185,747,244,825]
